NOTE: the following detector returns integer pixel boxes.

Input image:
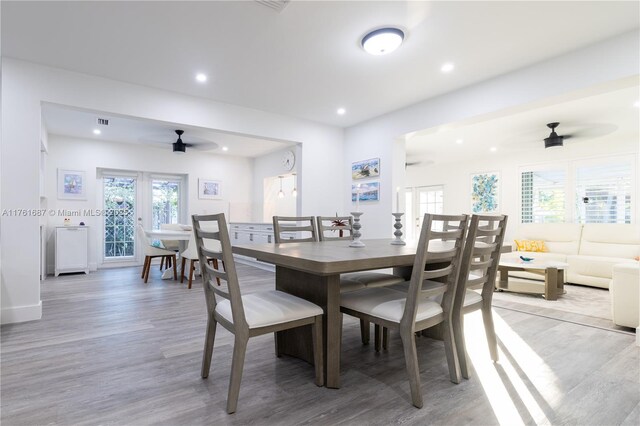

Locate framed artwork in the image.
[57,169,86,200]
[198,179,222,200]
[471,171,500,213]
[352,158,380,180]
[351,181,380,202]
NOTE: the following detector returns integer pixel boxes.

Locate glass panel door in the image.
[152,179,181,229]
[103,176,136,259]
[415,186,444,234]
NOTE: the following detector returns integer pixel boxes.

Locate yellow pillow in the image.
[514,239,547,253]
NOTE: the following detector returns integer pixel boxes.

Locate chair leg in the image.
[400,329,423,408]
[171,254,178,281]
[141,256,149,278]
[212,258,221,286]
[442,318,461,384]
[227,336,248,414]
[167,256,172,268]
[201,315,217,379]
[453,313,470,380]
[160,257,165,270]
[482,303,499,363]
[180,257,186,284]
[374,324,382,352]
[383,327,389,350]
[143,256,151,283]
[311,315,324,387]
[360,319,370,345]
[188,259,195,289]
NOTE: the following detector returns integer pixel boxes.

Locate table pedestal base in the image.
[275,266,342,389]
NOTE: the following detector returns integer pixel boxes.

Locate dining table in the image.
[233,238,512,389]
[232,239,438,388]
[145,229,192,279]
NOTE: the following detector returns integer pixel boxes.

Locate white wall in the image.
[344,30,640,239]
[406,138,639,242]
[1,58,344,323]
[44,135,253,273]
[251,146,302,222]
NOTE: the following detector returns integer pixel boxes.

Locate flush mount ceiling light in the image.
[361,27,405,56]
[222,146,229,151]
[195,73,207,83]
[93,129,101,135]
[337,107,346,115]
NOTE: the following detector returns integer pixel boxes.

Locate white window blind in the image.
[575,162,632,224]
[521,169,566,223]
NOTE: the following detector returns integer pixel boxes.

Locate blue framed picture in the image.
[471,172,500,213]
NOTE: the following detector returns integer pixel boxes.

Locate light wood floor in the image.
[1,263,638,425]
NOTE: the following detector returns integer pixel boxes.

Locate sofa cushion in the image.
[611,263,640,328]
[567,254,637,284]
[579,224,640,259]
[510,224,583,255]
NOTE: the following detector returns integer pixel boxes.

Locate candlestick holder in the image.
[390,213,406,245]
[349,212,365,247]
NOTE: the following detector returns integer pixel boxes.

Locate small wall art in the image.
[351,181,380,202]
[352,158,380,180]
[199,179,222,200]
[471,171,500,213]
[57,169,87,200]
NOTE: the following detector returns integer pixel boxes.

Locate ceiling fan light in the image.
[173,141,186,153]
[361,27,404,56]
[544,136,564,149]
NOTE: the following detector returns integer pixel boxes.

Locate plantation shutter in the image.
[575,162,632,224]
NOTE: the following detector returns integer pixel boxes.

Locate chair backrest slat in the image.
[402,214,468,327]
[317,216,354,241]
[453,214,508,315]
[192,213,248,330]
[273,216,318,243]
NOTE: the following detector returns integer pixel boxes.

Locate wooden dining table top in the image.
[233,239,454,275]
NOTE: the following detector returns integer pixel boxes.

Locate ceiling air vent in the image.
[97,118,109,126]
[254,0,290,13]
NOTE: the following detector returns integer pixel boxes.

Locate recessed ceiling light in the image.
[456,138,463,144]
[361,27,405,56]
[337,108,346,115]
[222,146,229,152]
[490,147,497,152]
[195,73,207,83]
[93,129,101,135]
[441,62,455,73]
[634,100,640,108]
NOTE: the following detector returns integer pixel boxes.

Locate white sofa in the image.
[501,223,640,289]
[610,263,639,328]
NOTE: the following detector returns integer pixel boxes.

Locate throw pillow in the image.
[514,239,547,252]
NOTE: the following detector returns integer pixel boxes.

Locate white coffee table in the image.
[497,258,569,300]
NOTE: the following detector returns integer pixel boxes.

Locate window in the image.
[521,169,566,223]
[575,161,632,224]
[152,179,181,230]
[520,156,635,224]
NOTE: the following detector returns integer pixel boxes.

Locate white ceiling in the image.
[41,104,294,157]
[3,1,638,127]
[404,84,640,165]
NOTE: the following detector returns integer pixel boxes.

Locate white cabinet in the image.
[55,226,89,276]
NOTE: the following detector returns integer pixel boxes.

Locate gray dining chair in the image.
[193,213,324,414]
[340,213,468,408]
[273,216,318,243]
[452,214,508,379]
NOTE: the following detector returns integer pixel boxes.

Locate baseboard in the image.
[1,301,42,324]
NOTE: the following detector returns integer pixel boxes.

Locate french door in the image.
[99,170,186,267]
[405,185,444,240]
